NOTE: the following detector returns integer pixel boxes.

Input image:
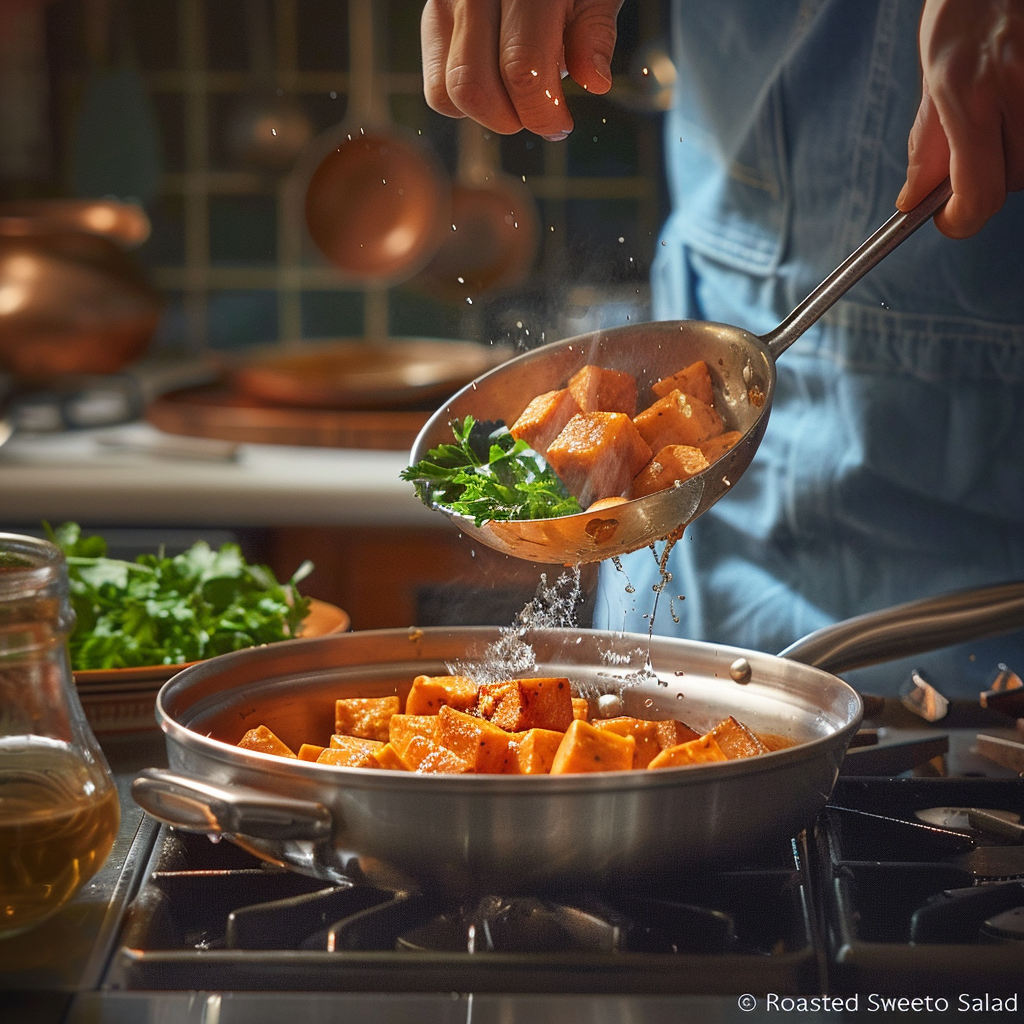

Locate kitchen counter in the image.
[0,421,434,528]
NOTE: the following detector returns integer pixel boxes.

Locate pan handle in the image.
[132,767,334,841]
[778,581,1024,675]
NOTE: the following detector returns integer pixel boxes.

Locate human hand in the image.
[897,0,1024,238]
[421,0,624,139]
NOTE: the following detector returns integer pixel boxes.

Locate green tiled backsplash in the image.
[27,0,667,355]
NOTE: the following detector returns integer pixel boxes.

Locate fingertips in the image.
[421,1,462,118]
[445,1,525,134]
[564,1,621,96]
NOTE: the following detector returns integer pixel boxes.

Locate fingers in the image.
[904,0,1024,238]
[420,0,623,139]
[448,0,525,134]
[563,0,623,96]
[496,1,577,138]
[421,1,463,119]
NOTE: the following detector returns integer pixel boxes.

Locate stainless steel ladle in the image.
[409,179,953,565]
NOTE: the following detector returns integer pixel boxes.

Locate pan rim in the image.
[155,624,863,792]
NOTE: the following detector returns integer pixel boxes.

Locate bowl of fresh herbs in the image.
[47,522,348,732]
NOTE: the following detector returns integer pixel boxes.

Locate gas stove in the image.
[4,723,1024,1024]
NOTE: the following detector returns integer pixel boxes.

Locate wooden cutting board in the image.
[146,383,431,450]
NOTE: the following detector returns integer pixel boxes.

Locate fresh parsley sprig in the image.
[402,416,582,526]
[46,521,313,670]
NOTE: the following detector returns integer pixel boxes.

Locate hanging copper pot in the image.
[0,199,163,379]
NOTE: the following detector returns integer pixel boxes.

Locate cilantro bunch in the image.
[401,416,582,526]
[47,522,313,670]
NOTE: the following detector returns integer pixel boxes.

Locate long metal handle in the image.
[779,580,1024,675]
[762,178,953,359]
[132,767,333,841]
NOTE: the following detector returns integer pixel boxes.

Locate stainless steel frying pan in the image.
[132,579,1024,893]
[408,179,953,565]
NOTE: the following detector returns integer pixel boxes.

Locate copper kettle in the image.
[0,199,163,379]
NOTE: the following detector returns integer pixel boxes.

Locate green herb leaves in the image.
[401,417,582,526]
[47,522,313,670]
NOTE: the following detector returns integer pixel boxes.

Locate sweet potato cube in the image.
[512,728,565,774]
[334,696,400,742]
[330,733,385,753]
[648,734,728,769]
[405,674,479,716]
[363,743,409,771]
[633,389,724,452]
[698,430,743,466]
[477,677,575,732]
[237,725,296,759]
[297,743,326,762]
[388,713,442,755]
[509,388,581,454]
[568,365,638,416]
[437,705,518,773]
[593,717,663,769]
[397,734,475,774]
[571,697,590,721]
[631,444,710,499]
[545,412,652,507]
[318,735,385,768]
[709,716,769,760]
[655,719,701,750]
[651,361,715,406]
[550,719,635,774]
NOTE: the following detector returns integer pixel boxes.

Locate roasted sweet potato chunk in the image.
[477,676,575,732]
[633,389,724,452]
[592,716,663,768]
[512,728,566,774]
[364,743,409,771]
[571,697,590,721]
[568,365,638,416]
[709,716,769,759]
[398,734,475,774]
[655,719,701,750]
[237,725,296,759]
[651,360,715,406]
[698,430,743,465]
[545,412,652,507]
[335,696,400,742]
[648,734,728,769]
[631,444,711,498]
[405,674,479,716]
[318,735,385,768]
[388,713,442,755]
[437,705,518,773]
[509,388,581,454]
[550,719,635,774]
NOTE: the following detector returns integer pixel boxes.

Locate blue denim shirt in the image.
[594,0,1024,697]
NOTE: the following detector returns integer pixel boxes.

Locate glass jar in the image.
[0,532,119,939]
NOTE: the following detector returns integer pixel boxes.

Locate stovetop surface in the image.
[4,722,1024,1024]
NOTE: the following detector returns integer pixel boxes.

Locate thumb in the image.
[563,0,624,95]
[897,85,950,211]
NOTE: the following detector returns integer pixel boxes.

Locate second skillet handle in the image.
[778,581,1024,676]
[762,178,953,360]
[132,768,333,841]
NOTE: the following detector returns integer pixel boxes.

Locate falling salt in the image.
[446,568,584,684]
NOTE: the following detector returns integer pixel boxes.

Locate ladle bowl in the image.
[409,179,953,565]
